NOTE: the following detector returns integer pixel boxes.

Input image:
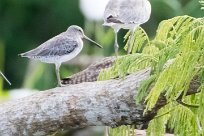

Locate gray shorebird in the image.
[0,71,11,85]
[103,0,151,55]
[20,25,103,87]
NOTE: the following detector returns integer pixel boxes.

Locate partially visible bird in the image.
[0,71,11,85]
[20,25,103,87]
[103,0,151,55]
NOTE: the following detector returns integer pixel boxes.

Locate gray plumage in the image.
[20,25,103,87]
[104,0,151,27]
[104,0,151,55]
[20,27,82,64]
[21,36,79,62]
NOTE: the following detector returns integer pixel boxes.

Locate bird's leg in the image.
[55,64,63,87]
[105,126,109,136]
[127,30,134,54]
[114,30,119,57]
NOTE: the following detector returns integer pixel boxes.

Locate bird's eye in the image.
[78,29,83,33]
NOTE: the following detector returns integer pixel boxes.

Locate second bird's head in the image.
[66,25,103,48]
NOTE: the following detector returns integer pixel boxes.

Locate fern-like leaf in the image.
[98,16,204,136]
[124,27,150,53]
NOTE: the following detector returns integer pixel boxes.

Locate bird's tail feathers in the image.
[19,49,37,58]
[19,52,29,57]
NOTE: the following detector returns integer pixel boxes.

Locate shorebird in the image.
[103,0,151,55]
[0,71,11,85]
[20,25,103,87]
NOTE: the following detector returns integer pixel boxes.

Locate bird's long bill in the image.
[84,36,103,48]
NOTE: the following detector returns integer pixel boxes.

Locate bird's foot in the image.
[59,84,67,87]
[58,81,67,87]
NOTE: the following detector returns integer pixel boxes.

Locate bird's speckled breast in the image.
[60,39,83,64]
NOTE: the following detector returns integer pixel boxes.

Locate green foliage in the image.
[98,15,204,136]
[147,103,172,136]
[109,125,135,136]
[0,43,9,100]
[0,44,4,92]
[98,53,157,80]
[168,104,198,136]
[124,27,150,53]
[145,16,204,111]
[148,99,199,136]
[198,89,204,134]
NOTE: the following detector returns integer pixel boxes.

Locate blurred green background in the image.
[0,0,203,92]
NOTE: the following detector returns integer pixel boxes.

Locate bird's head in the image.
[66,25,85,38]
[66,25,103,48]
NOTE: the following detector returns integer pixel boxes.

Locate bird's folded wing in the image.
[21,37,78,58]
[106,16,123,24]
[104,0,120,23]
[119,0,151,24]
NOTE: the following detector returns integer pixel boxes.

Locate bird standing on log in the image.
[20,25,103,87]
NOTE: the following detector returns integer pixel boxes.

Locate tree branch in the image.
[0,56,200,135]
[0,69,150,136]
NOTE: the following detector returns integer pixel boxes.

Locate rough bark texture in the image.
[0,69,151,136]
[62,56,116,85]
[0,56,200,135]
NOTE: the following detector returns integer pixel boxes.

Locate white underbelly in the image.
[104,23,138,30]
